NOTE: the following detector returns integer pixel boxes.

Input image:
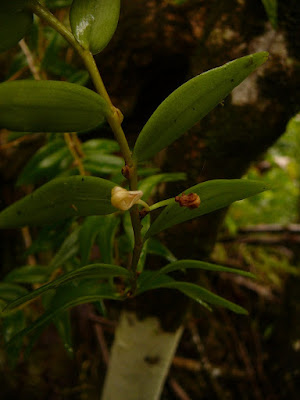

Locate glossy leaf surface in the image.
[133,52,268,162]
[0,80,109,132]
[145,179,268,238]
[70,0,121,54]
[0,176,117,229]
[4,263,129,312]
[17,139,71,185]
[0,2,33,53]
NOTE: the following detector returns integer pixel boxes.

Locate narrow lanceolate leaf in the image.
[133,52,268,162]
[137,275,247,314]
[162,282,248,314]
[145,179,268,239]
[261,0,278,29]
[70,0,121,55]
[0,176,117,229]
[0,2,33,53]
[17,139,72,185]
[4,264,129,312]
[4,265,52,285]
[0,80,110,133]
[6,280,122,352]
[49,228,81,271]
[157,260,255,279]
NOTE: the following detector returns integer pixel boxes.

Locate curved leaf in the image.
[0,2,33,53]
[4,263,129,312]
[161,282,247,314]
[6,280,122,352]
[0,176,117,229]
[17,139,72,185]
[0,80,109,132]
[145,179,269,238]
[4,265,52,285]
[158,259,255,279]
[70,0,121,55]
[133,52,268,162]
[49,228,81,271]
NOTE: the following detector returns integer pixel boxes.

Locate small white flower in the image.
[111,186,144,211]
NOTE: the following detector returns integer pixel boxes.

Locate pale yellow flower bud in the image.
[111,186,144,211]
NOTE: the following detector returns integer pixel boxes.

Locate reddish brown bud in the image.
[175,192,201,209]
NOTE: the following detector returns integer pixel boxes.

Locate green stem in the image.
[149,198,174,211]
[29,0,143,285]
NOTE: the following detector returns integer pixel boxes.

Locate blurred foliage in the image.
[227,113,300,229]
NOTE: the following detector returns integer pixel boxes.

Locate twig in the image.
[0,134,37,150]
[169,378,191,400]
[188,319,224,400]
[94,323,110,366]
[19,39,41,80]
[21,226,36,266]
[64,133,86,176]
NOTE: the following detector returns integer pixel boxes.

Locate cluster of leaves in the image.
[0,0,269,362]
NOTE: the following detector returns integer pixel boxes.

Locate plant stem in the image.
[149,198,174,211]
[29,0,143,284]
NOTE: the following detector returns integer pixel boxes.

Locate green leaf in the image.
[139,173,186,200]
[83,153,123,175]
[4,265,52,285]
[157,259,255,279]
[146,238,177,263]
[137,271,175,294]
[49,228,81,271]
[70,0,121,55]
[137,274,246,314]
[6,280,122,352]
[0,283,28,305]
[0,2,33,53]
[17,140,72,185]
[0,80,109,133]
[133,52,269,162]
[137,214,151,273]
[0,176,117,229]
[4,263,129,313]
[145,179,269,238]
[2,310,26,365]
[46,0,73,8]
[82,139,120,154]
[261,0,278,29]
[53,311,74,356]
[163,282,247,314]
[80,215,120,265]
[96,215,120,264]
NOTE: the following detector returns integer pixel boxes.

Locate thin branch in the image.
[169,378,192,400]
[19,39,41,81]
[64,133,86,176]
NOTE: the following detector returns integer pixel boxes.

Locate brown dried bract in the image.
[139,208,149,220]
[121,165,130,179]
[175,193,201,209]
